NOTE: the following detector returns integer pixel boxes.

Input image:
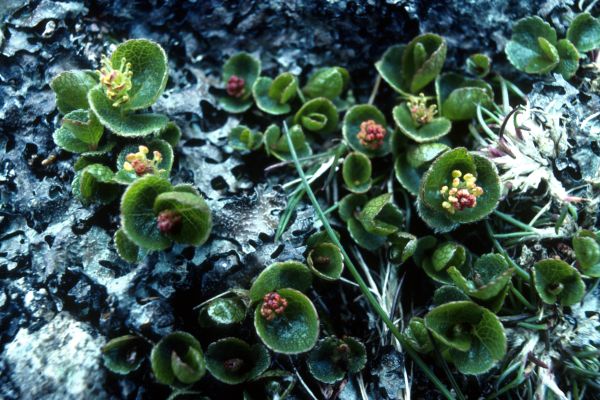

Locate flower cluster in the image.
[260,292,288,321]
[123,146,163,177]
[98,55,133,107]
[156,210,182,234]
[439,170,484,214]
[226,75,246,98]
[407,93,437,126]
[223,358,244,372]
[357,120,386,150]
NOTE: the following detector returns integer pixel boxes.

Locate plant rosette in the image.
[306,242,344,281]
[417,147,501,233]
[228,125,263,152]
[342,151,372,193]
[120,175,212,251]
[264,124,312,161]
[72,163,121,205]
[533,259,585,306]
[357,193,404,236]
[447,253,514,301]
[393,94,451,143]
[421,241,469,284]
[254,288,319,354]
[102,335,148,375]
[394,140,449,196]
[572,230,600,277]
[219,52,261,113]
[53,109,106,154]
[343,104,391,157]
[252,73,297,115]
[205,337,270,385]
[424,301,507,375]
[151,331,206,387]
[306,336,366,384]
[435,73,494,121]
[88,39,170,137]
[505,16,580,79]
[338,194,387,251]
[375,33,447,94]
[293,97,339,135]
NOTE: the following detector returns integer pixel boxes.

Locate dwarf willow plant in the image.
[505,13,600,79]
[50,39,212,263]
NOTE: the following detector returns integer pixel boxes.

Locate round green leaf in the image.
[264,124,311,161]
[402,33,447,93]
[388,231,418,265]
[466,53,491,77]
[533,259,585,306]
[394,141,449,195]
[567,12,600,52]
[114,228,141,263]
[573,230,600,277]
[338,193,366,223]
[229,125,263,151]
[303,67,345,100]
[393,103,451,143]
[375,44,406,93]
[435,73,494,121]
[347,218,387,252]
[305,229,341,250]
[307,243,344,281]
[79,163,120,204]
[249,261,313,303]
[505,16,559,74]
[114,139,174,184]
[307,336,366,384]
[403,317,434,353]
[151,331,206,387]
[555,39,580,79]
[198,297,247,328]
[206,338,270,384]
[342,104,390,157]
[218,95,253,114]
[120,175,173,250]
[433,285,470,306]
[158,121,182,147]
[222,52,261,100]
[342,152,372,193]
[422,242,469,284]
[62,109,103,146]
[293,97,339,135]
[425,301,506,375]
[111,39,168,110]
[153,191,212,246]
[102,335,147,375]
[89,86,169,137]
[50,70,98,114]
[53,127,96,154]
[254,288,319,354]
[252,77,291,115]
[417,147,501,232]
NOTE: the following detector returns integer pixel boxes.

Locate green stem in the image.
[493,210,538,233]
[510,286,536,311]
[283,123,457,400]
[323,203,339,215]
[485,221,531,281]
[296,86,306,104]
[493,232,538,239]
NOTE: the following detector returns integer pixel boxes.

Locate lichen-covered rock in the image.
[3,312,108,400]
